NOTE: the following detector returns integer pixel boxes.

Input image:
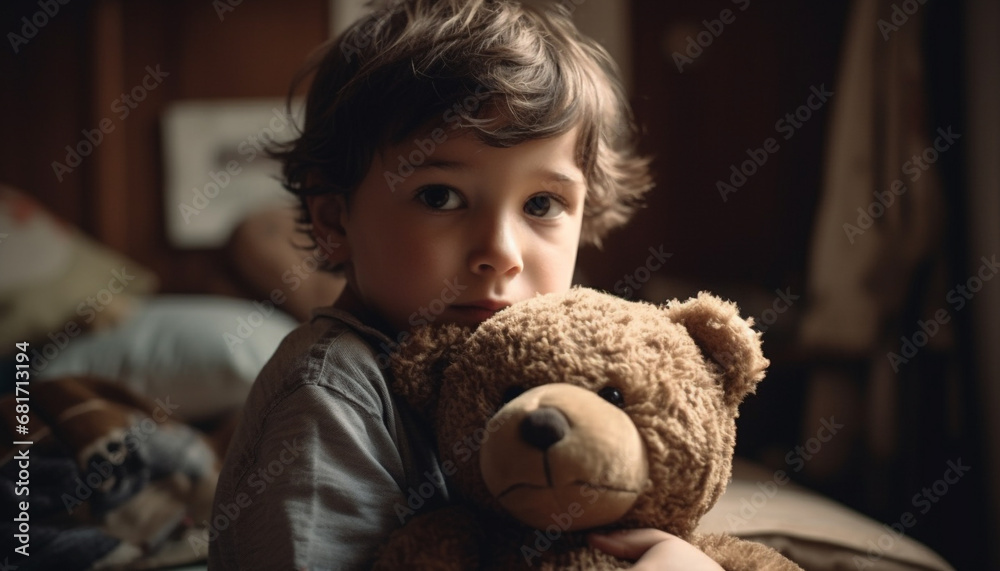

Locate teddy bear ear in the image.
[664,291,769,410]
[390,324,471,421]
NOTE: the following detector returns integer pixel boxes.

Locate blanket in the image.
[0,377,225,570]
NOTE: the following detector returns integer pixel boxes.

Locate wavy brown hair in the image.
[273,0,653,250]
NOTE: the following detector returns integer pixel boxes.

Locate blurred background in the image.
[1,0,995,568]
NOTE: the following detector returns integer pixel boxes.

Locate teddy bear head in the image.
[391,287,768,538]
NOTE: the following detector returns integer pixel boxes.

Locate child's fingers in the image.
[588,529,725,571]
[587,528,675,560]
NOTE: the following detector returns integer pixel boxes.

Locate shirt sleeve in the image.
[226,383,411,570]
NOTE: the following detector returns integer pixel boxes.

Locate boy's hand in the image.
[588,529,724,571]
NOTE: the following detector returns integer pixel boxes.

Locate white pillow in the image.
[35,295,299,422]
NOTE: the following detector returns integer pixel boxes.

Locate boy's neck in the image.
[332,286,399,339]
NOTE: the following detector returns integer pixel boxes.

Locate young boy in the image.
[208,1,722,569]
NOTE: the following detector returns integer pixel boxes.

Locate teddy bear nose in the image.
[520,407,570,450]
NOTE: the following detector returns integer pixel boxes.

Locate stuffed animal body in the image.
[376,287,801,570]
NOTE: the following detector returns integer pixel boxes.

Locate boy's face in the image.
[309,127,586,332]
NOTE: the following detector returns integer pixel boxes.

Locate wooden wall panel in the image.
[91,0,128,251]
[577,0,847,293]
[117,0,329,293]
[2,0,329,294]
[1,0,93,228]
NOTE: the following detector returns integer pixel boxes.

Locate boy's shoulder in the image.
[249,306,396,413]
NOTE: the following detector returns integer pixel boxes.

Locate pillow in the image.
[226,206,345,322]
[34,295,299,422]
[699,458,956,571]
[0,185,159,354]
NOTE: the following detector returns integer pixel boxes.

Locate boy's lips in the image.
[458,300,512,312]
[449,300,512,322]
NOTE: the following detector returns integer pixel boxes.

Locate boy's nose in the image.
[468,216,523,277]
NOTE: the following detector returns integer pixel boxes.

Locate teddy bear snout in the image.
[519,407,570,451]
[478,383,649,531]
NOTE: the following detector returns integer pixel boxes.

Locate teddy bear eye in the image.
[501,386,527,405]
[598,386,625,408]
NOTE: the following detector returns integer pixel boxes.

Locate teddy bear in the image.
[375,287,802,570]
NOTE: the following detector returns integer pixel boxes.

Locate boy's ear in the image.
[391,324,471,422]
[306,194,351,265]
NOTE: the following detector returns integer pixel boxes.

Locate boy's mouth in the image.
[461,299,511,312]
[449,300,511,323]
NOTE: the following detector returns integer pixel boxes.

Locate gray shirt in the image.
[207,306,449,570]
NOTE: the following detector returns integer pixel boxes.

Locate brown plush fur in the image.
[376,287,801,570]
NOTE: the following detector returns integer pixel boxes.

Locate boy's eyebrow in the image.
[539,170,585,186]
[414,160,585,186]
[413,159,465,171]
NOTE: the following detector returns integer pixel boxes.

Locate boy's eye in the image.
[416,185,463,210]
[524,194,567,219]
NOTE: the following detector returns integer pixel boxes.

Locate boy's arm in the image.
[214,383,418,570]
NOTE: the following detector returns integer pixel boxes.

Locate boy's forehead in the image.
[379,125,584,173]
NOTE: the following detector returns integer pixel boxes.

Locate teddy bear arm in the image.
[372,505,485,571]
[690,532,803,571]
